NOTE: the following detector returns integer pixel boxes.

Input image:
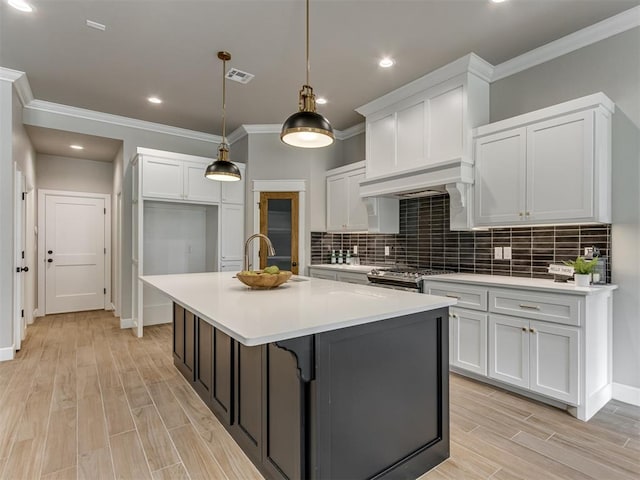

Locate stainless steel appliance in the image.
[367,267,454,292]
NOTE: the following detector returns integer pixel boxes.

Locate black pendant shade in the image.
[281,110,334,148]
[205,157,241,181]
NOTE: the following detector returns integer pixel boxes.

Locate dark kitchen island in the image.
[141,272,455,480]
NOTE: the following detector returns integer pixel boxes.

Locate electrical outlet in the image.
[584,247,594,257]
[353,245,358,255]
[384,246,390,256]
[503,246,512,260]
[494,247,503,260]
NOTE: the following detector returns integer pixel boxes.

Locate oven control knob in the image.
[371,269,379,276]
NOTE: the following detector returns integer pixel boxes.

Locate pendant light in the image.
[205,51,241,182]
[280,0,334,148]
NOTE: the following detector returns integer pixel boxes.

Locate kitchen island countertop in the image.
[141,271,455,346]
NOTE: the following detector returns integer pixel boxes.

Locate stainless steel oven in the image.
[367,267,454,293]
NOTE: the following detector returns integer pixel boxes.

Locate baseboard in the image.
[612,382,640,407]
[0,345,15,362]
[106,303,115,311]
[33,308,42,318]
[120,318,134,329]
[143,317,172,327]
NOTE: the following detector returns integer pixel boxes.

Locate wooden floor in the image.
[0,311,637,480]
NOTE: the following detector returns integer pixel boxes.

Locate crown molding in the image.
[227,125,249,144]
[24,99,222,143]
[0,67,34,106]
[493,6,640,81]
[335,122,365,140]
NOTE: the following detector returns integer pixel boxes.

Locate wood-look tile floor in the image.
[0,311,637,480]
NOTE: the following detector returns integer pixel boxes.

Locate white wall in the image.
[112,144,124,314]
[36,154,114,194]
[490,27,640,389]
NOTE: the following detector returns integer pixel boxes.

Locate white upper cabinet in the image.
[326,162,369,232]
[220,203,244,262]
[141,149,224,204]
[474,93,614,227]
[221,163,246,204]
[356,54,491,197]
[184,161,221,203]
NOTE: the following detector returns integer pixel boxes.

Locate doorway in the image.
[259,192,299,274]
[38,190,111,315]
[14,169,26,350]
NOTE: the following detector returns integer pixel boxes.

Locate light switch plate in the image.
[494,246,503,260]
[503,246,512,260]
[353,245,358,254]
[384,246,390,256]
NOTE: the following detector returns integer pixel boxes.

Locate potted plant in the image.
[563,256,598,287]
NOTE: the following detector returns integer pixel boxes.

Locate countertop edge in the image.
[422,274,618,296]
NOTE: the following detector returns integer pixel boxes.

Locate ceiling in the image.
[1,0,637,136]
[25,125,123,162]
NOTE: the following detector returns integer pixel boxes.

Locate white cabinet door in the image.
[526,111,594,222]
[427,85,463,164]
[396,101,425,171]
[184,161,221,203]
[326,175,348,231]
[529,320,579,404]
[488,314,529,389]
[346,170,368,231]
[221,163,246,204]
[474,128,527,226]
[142,157,183,200]
[450,308,487,376]
[367,113,396,178]
[220,203,244,262]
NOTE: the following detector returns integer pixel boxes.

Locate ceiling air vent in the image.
[226,68,254,84]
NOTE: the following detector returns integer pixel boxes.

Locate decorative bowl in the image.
[236,270,292,289]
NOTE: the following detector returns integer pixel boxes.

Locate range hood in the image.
[359,158,473,231]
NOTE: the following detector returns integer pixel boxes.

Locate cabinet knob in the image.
[530,328,536,334]
[518,212,524,217]
[522,327,527,332]
[525,211,531,216]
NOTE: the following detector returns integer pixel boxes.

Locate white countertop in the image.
[307,264,381,273]
[423,273,618,296]
[141,272,456,346]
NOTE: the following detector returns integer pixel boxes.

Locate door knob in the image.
[47,259,53,263]
[292,261,298,267]
[20,266,29,272]
[48,250,53,254]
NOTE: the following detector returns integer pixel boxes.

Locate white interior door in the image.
[45,194,106,314]
[14,170,26,350]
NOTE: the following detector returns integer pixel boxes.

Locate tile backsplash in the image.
[311,195,612,282]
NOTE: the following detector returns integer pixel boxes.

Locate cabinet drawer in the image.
[308,268,337,281]
[336,271,369,285]
[423,282,488,311]
[489,289,581,326]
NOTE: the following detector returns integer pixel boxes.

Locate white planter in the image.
[574,274,591,287]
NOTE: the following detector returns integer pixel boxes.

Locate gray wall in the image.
[112,145,124,314]
[491,28,640,389]
[36,154,114,194]
[0,82,37,351]
[244,133,343,262]
[341,132,366,165]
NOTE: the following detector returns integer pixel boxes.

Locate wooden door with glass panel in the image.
[259,192,299,275]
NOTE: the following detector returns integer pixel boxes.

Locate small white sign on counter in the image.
[548,264,574,276]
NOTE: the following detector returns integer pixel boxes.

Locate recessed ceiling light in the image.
[378,57,395,68]
[316,97,327,105]
[8,0,33,12]
[490,0,507,3]
[70,145,84,150]
[147,96,162,104]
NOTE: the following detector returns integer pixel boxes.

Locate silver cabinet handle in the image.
[446,294,460,299]
[519,304,540,310]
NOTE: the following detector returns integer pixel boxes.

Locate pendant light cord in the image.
[306,0,310,86]
[222,56,227,141]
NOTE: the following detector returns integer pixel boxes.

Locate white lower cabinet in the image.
[488,314,579,405]
[220,261,242,272]
[450,307,487,376]
[220,203,244,263]
[308,268,337,281]
[424,277,613,421]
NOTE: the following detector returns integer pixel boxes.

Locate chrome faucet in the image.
[243,233,276,271]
